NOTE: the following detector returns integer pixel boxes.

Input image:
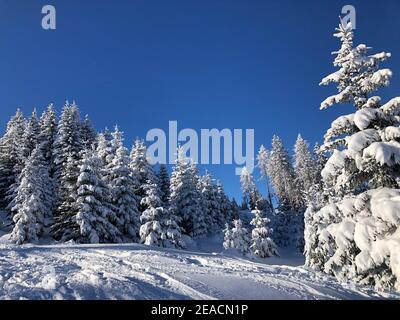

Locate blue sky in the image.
[1,0,400,200]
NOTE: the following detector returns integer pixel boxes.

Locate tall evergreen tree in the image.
[158,164,170,205]
[198,173,220,232]
[0,110,26,210]
[240,167,256,209]
[38,104,58,168]
[22,109,40,160]
[169,147,205,237]
[108,128,140,240]
[216,182,234,229]
[293,134,318,206]
[141,176,184,249]
[51,154,81,240]
[76,152,123,243]
[80,114,97,150]
[96,128,114,165]
[130,139,157,213]
[52,102,83,219]
[318,19,397,195]
[266,135,305,249]
[53,102,83,182]
[267,135,298,209]
[305,19,400,290]
[54,152,122,243]
[7,109,42,216]
[10,146,53,244]
[257,145,274,212]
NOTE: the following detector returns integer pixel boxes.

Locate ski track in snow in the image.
[0,243,399,300]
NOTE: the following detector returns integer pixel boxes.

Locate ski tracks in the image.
[0,244,399,300]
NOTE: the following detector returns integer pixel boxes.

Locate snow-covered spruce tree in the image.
[158,164,171,205]
[52,102,84,214]
[107,128,140,240]
[10,146,53,244]
[223,223,232,247]
[141,169,184,248]
[250,207,279,258]
[7,110,41,216]
[0,110,26,211]
[267,135,304,248]
[223,219,251,256]
[96,128,114,166]
[139,182,185,248]
[216,182,235,229]
[305,19,400,291]
[77,152,123,243]
[38,104,58,168]
[318,20,395,195]
[56,152,122,243]
[80,114,98,150]
[51,103,85,238]
[310,142,327,203]
[51,154,82,240]
[290,135,319,251]
[32,106,59,221]
[130,139,157,213]
[294,134,318,206]
[198,172,220,232]
[53,102,83,182]
[256,145,274,212]
[240,167,257,210]
[22,109,40,160]
[169,147,206,237]
[190,163,209,236]
[249,186,262,212]
[267,135,299,209]
[140,183,165,246]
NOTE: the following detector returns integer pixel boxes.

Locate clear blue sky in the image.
[1,0,400,200]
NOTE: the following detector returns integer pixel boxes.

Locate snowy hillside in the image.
[0,236,398,300]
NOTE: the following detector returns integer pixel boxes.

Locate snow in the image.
[320,70,342,86]
[354,108,384,131]
[381,126,400,142]
[361,96,381,109]
[308,188,400,291]
[363,141,400,166]
[362,69,392,92]
[0,239,398,300]
[346,129,380,156]
[370,188,400,226]
[321,149,346,181]
[381,97,400,115]
[320,87,352,110]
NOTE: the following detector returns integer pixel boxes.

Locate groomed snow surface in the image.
[0,234,399,300]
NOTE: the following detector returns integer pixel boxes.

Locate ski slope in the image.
[0,237,399,300]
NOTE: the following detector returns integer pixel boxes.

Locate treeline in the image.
[0,103,237,246]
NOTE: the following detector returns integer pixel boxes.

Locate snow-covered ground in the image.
[0,233,399,300]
